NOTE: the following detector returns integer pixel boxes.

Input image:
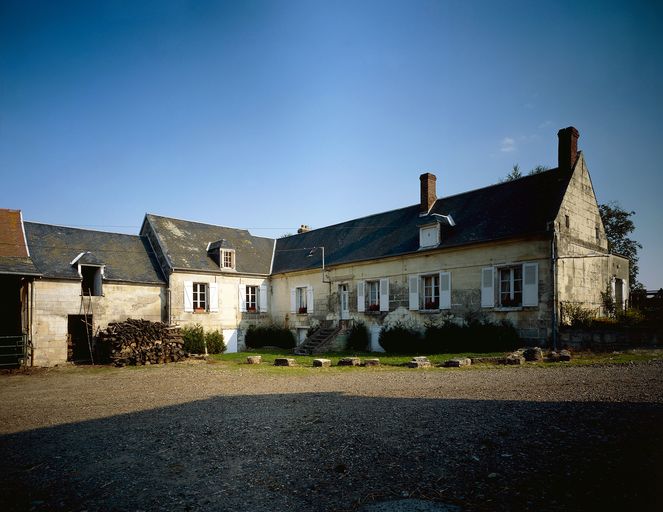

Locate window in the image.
[246,285,258,312]
[595,225,600,241]
[422,274,439,310]
[193,282,207,311]
[81,265,103,296]
[499,266,522,307]
[366,281,379,311]
[565,215,570,228]
[222,250,235,269]
[419,225,439,248]
[296,286,307,313]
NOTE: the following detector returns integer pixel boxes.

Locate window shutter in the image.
[408,275,419,311]
[620,280,627,309]
[379,278,390,312]
[307,285,314,313]
[440,272,451,310]
[239,284,247,312]
[522,263,539,306]
[209,283,219,312]
[259,283,268,312]
[357,281,365,312]
[290,288,296,313]
[184,281,194,312]
[481,268,494,308]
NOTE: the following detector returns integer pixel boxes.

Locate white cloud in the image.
[500,137,516,153]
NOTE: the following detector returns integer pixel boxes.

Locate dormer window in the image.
[207,239,236,270]
[81,265,103,296]
[419,224,439,248]
[221,249,235,270]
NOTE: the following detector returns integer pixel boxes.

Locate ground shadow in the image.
[1,393,662,511]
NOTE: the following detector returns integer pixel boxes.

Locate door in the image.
[68,315,93,363]
[339,284,350,320]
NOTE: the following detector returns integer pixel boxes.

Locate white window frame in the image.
[246,285,258,312]
[221,249,235,270]
[499,266,523,307]
[366,280,380,311]
[193,282,208,311]
[296,286,308,313]
[421,274,440,310]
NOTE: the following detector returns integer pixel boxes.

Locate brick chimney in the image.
[419,173,437,214]
[557,126,580,172]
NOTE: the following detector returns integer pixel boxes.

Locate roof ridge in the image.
[24,221,143,238]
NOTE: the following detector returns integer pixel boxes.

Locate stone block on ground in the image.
[523,347,543,362]
[408,356,431,368]
[246,356,262,365]
[559,349,572,362]
[313,358,331,367]
[505,353,525,365]
[444,357,472,367]
[363,358,380,367]
[338,357,361,366]
[274,358,296,367]
[546,351,560,362]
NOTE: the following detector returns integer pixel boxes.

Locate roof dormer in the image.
[417,214,455,249]
[207,239,236,271]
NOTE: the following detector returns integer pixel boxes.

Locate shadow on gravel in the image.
[1,394,662,512]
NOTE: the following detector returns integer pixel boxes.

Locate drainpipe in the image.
[551,228,558,351]
[30,278,35,367]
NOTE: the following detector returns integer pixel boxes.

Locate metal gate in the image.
[0,335,28,368]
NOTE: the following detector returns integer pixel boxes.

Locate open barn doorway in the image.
[67,315,93,363]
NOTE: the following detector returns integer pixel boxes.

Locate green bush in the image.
[205,330,226,354]
[181,324,206,354]
[560,302,596,328]
[347,321,369,352]
[245,325,296,349]
[378,322,421,354]
[423,319,520,353]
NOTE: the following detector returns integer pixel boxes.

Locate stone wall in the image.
[559,327,658,351]
[31,280,165,366]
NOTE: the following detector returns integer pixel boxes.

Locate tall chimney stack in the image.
[419,173,437,214]
[557,126,580,172]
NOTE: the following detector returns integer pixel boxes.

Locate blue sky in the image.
[1,0,661,287]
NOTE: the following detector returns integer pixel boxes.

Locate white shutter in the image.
[620,279,627,310]
[239,284,247,312]
[440,272,451,310]
[259,283,268,312]
[357,281,365,312]
[522,263,538,306]
[184,281,194,312]
[290,288,296,313]
[209,283,219,312]
[481,268,494,308]
[379,278,390,312]
[408,275,419,311]
[307,285,314,313]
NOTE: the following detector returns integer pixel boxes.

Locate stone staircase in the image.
[293,324,342,355]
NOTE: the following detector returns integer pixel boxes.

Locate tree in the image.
[500,164,549,183]
[598,202,643,291]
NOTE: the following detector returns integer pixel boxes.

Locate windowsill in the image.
[420,309,440,314]
[193,309,208,314]
[363,310,383,315]
[495,306,523,312]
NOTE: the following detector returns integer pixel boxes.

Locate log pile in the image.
[97,319,186,367]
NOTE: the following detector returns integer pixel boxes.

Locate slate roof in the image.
[23,223,165,284]
[272,168,571,274]
[143,214,274,275]
[0,209,40,276]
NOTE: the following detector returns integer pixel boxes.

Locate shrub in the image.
[245,325,296,349]
[181,324,206,354]
[378,322,421,354]
[346,321,369,352]
[560,302,596,328]
[424,319,520,353]
[205,330,226,354]
[615,308,645,327]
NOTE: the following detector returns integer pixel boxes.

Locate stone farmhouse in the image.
[0,127,629,366]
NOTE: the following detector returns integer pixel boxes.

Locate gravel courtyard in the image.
[1,361,662,511]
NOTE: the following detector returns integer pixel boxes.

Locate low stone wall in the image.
[559,327,659,351]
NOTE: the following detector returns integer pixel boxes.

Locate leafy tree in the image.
[500,164,549,183]
[528,164,549,175]
[598,202,643,290]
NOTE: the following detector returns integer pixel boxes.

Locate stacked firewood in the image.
[97,319,186,367]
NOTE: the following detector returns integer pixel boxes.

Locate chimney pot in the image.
[419,173,437,213]
[297,224,310,234]
[557,126,580,172]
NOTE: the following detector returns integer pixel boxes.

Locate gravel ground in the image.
[1,361,662,511]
